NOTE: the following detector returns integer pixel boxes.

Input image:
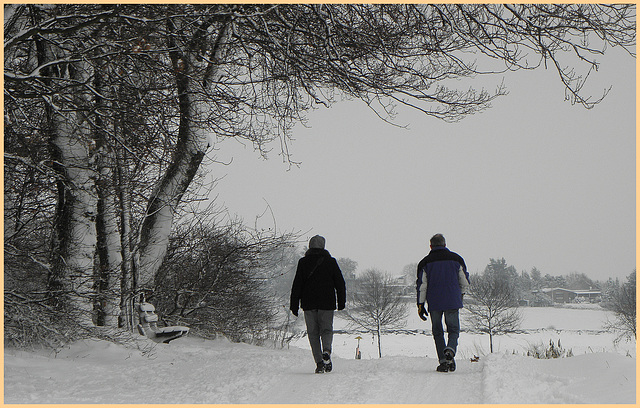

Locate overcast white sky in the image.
[210,45,635,282]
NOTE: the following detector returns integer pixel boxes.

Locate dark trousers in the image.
[430,309,460,363]
[304,309,334,363]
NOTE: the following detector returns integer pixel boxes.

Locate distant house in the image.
[533,288,602,304]
[348,274,413,299]
[392,275,413,297]
[343,270,358,295]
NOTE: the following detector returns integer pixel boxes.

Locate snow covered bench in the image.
[136,302,189,344]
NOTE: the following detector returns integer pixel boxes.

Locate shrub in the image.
[527,339,573,359]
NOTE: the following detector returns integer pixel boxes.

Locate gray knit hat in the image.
[309,235,326,249]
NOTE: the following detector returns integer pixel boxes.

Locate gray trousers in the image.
[304,309,334,363]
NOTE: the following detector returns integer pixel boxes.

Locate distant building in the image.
[348,274,414,299]
[533,288,602,304]
[392,274,413,297]
[343,270,358,295]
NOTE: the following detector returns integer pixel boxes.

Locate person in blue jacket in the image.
[416,233,470,372]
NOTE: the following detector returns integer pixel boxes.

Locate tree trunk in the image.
[489,331,494,353]
[115,146,135,329]
[93,68,123,328]
[136,19,232,289]
[95,159,122,328]
[48,107,98,327]
[135,93,208,289]
[34,9,98,327]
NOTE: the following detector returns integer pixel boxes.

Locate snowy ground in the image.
[4,306,636,404]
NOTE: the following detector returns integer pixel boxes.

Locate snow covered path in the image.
[257,352,486,404]
[4,336,635,404]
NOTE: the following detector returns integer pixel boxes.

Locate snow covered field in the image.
[4,306,636,404]
[316,304,637,360]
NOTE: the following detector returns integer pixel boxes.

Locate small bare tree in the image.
[466,271,523,353]
[345,269,408,358]
[604,270,636,342]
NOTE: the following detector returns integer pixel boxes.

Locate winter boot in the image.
[436,362,449,372]
[315,361,325,374]
[444,347,456,372]
[322,352,332,373]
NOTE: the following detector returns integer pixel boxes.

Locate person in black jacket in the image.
[290,235,346,373]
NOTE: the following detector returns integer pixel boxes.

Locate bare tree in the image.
[604,270,636,342]
[466,269,523,353]
[151,204,299,343]
[346,269,408,358]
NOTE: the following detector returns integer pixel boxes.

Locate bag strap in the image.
[306,257,325,280]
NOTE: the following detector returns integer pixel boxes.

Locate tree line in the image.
[466,259,636,351]
[4,4,634,349]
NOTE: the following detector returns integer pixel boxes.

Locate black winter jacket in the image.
[290,248,346,312]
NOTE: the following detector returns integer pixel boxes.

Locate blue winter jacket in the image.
[416,246,470,312]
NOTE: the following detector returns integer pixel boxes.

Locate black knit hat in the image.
[309,235,326,249]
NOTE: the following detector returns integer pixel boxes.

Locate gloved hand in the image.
[417,303,428,321]
[338,304,345,311]
[461,293,465,302]
[290,308,298,317]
